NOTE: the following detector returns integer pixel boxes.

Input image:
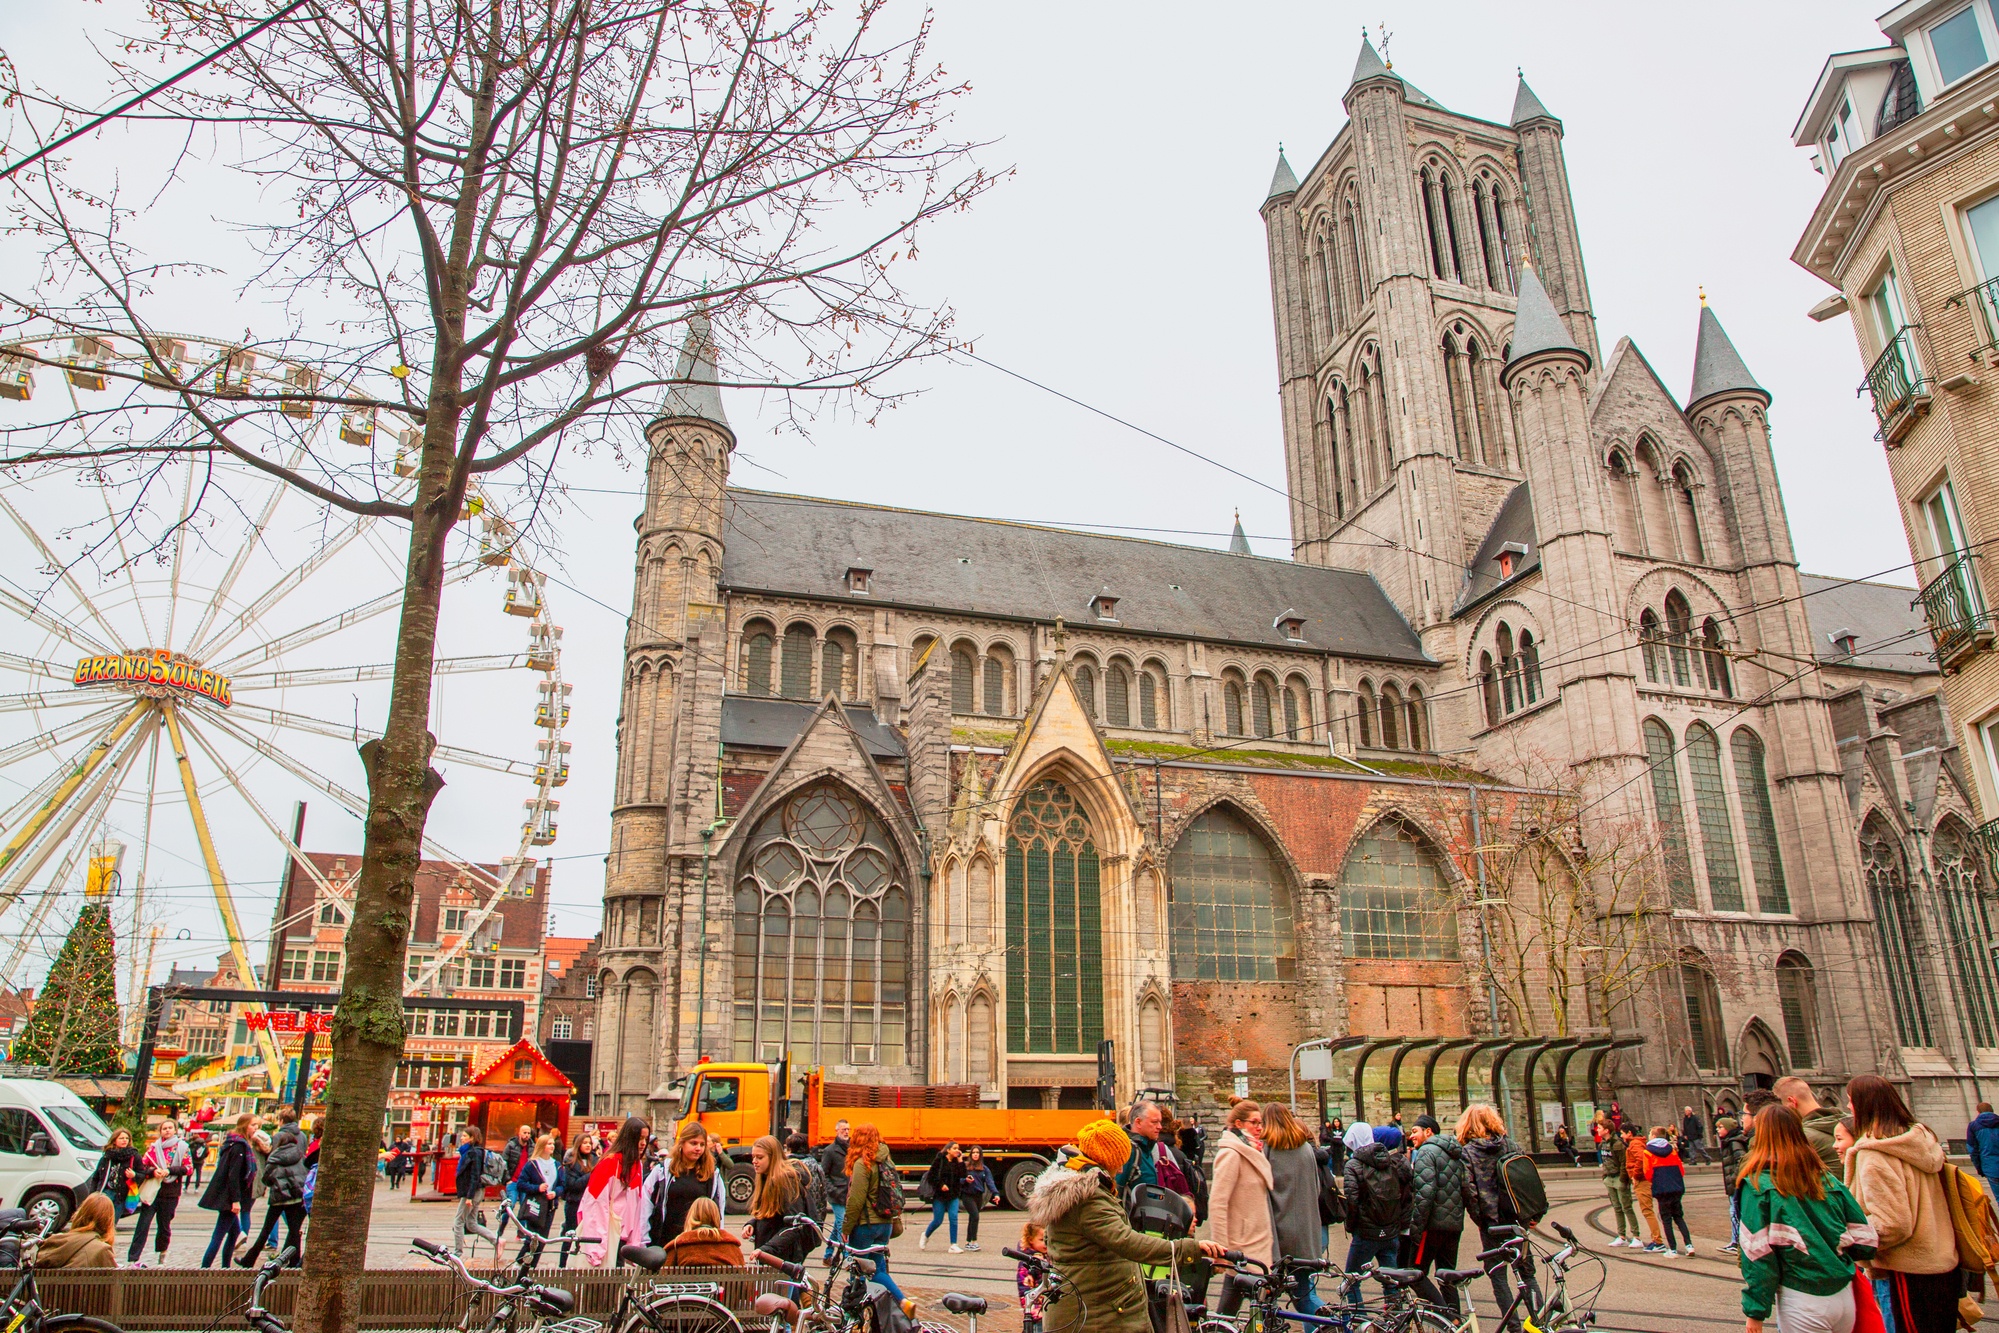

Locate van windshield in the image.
[45,1104,110,1152]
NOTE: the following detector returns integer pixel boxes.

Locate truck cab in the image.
[675,1061,788,1210]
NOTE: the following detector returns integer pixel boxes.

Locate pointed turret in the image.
[1506,266,1587,369]
[1688,302,1768,409]
[1351,35,1391,87]
[1511,77,1555,126]
[1265,150,1298,203]
[657,311,730,429]
[1228,511,1252,555]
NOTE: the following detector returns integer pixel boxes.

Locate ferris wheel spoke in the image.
[175,711,341,906]
[0,700,150,875]
[96,471,155,648]
[181,444,310,653]
[0,491,127,651]
[225,699,537,779]
[0,581,113,658]
[0,690,116,715]
[0,651,80,685]
[0,770,123,993]
[0,705,129,824]
[228,653,528,692]
[0,707,157,922]
[206,561,484,674]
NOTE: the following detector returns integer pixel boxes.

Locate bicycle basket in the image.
[541,1321,604,1333]
[644,1284,729,1301]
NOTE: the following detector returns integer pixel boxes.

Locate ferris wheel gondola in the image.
[0,328,574,1087]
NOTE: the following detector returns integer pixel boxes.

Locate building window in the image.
[443,908,468,934]
[1139,666,1161,729]
[1356,681,1376,746]
[951,644,977,713]
[1931,3,1991,85]
[984,648,1012,717]
[1730,728,1789,913]
[281,947,310,983]
[1639,610,1664,684]
[1282,681,1301,740]
[1921,478,1984,636]
[1251,676,1275,739]
[1223,676,1246,737]
[1685,723,1744,912]
[1664,591,1694,687]
[585,973,597,1000]
[1702,620,1732,696]
[1480,652,1500,727]
[822,628,856,701]
[1519,632,1542,706]
[318,899,346,927]
[310,951,341,983]
[1074,661,1097,720]
[1643,719,1696,909]
[1005,779,1104,1055]
[1862,818,1933,1047]
[967,993,994,1086]
[741,620,774,696]
[781,624,815,698]
[1405,685,1428,751]
[1681,959,1727,1072]
[733,783,909,1066]
[1776,953,1820,1069]
[469,956,496,988]
[1935,820,1999,1047]
[405,955,430,984]
[499,959,527,990]
[1105,663,1131,727]
[1338,819,1460,961]
[1169,808,1296,981]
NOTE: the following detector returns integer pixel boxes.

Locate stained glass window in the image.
[1775,953,1818,1068]
[1935,822,1999,1048]
[732,783,908,1065]
[1643,719,1696,909]
[1730,729,1788,912]
[1339,820,1460,960]
[1169,809,1296,980]
[1686,724,1743,912]
[1862,820,1932,1047]
[1005,780,1103,1054]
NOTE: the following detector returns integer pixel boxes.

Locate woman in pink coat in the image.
[580,1117,652,1267]
[1207,1099,1276,1267]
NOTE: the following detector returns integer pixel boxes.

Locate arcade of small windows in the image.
[1417,158,1517,295]
[1441,323,1509,471]
[1324,353,1394,521]
[1310,185,1374,349]
[1219,669,1315,741]
[1638,591,1732,698]
[1074,655,1171,730]
[1642,717,1789,916]
[1478,621,1544,727]
[1606,439,1708,564]
[1354,679,1428,751]
[739,618,860,701]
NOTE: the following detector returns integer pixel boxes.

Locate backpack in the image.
[1498,1149,1548,1225]
[480,1147,506,1189]
[1123,1181,1193,1239]
[873,1151,906,1217]
[1316,1147,1347,1226]
[1352,1156,1406,1234]
[794,1155,830,1225]
[1943,1161,1999,1278]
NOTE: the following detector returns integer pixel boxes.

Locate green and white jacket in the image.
[1736,1170,1878,1320]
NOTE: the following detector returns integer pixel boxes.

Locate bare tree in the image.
[2,3,993,1328]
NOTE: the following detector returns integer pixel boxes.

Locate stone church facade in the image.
[593,39,1997,1135]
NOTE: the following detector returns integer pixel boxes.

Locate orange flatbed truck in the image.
[673,1061,1101,1210]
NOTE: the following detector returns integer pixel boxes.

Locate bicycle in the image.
[1391,1226,1599,1333]
[239,1247,300,1333]
[746,1216,960,1333]
[0,1211,125,1333]
[1196,1253,1397,1333]
[411,1238,597,1333]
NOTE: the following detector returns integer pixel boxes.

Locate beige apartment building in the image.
[1796,1,1999,833]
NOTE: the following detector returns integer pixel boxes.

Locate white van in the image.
[0,1080,112,1232]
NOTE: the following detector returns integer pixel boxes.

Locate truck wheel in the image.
[724,1163,755,1214]
[1002,1158,1047,1210]
[19,1188,69,1234]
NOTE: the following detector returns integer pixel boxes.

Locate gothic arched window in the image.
[742,619,776,696]
[1608,451,1642,553]
[1444,332,1475,462]
[1334,383,1360,514]
[1006,779,1104,1054]
[1475,175,1513,292]
[1073,659,1098,720]
[1496,623,1519,715]
[733,783,909,1066]
[951,642,977,713]
[984,645,1013,717]
[1379,682,1403,750]
[1223,674,1246,737]
[1326,390,1349,521]
[966,992,995,1086]
[1105,661,1132,727]
[1935,820,1999,1047]
[1519,631,1543,706]
[1405,685,1428,751]
[1468,338,1499,468]
[1686,722,1744,912]
[1861,817,1932,1047]
[1285,674,1311,741]
[1776,952,1820,1069]
[822,627,857,700]
[1356,680,1376,747]
[1139,662,1166,729]
[1369,358,1393,485]
[1169,807,1297,980]
[1339,819,1461,960]
[1420,165,1450,280]
[1479,652,1500,728]
[1664,591,1694,687]
[1703,619,1732,697]
[1730,728,1787,912]
[1639,609,1664,684]
[1643,718,1696,909]
[782,623,816,698]
[1680,954,1727,1072]
[1672,461,1705,564]
[1251,674,1277,739]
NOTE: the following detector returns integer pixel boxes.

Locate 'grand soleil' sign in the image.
[72,650,233,709]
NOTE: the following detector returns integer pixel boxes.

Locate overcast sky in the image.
[0,1,1914,988]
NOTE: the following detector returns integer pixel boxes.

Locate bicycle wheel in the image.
[1359,1308,1458,1333]
[633,1295,742,1333]
[40,1317,127,1333]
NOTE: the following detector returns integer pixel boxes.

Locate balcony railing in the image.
[1975,817,1999,884]
[1859,325,1931,441]
[1916,551,1989,664]
[1951,276,1999,359]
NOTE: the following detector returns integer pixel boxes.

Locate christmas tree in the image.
[13,902,122,1075]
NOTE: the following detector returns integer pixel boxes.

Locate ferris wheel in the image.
[0,328,573,1090]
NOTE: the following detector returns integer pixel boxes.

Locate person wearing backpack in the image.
[1459,1104,1542,1333]
[787,1133,831,1226]
[841,1123,909,1310]
[1341,1118,1413,1307]
[1734,1104,1879,1333]
[449,1128,501,1258]
[1626,1118,1668,1252]
[1845,1074,1963,1333]
[1968,1102,1999,1204]
[1599,1127,1640,1248]
[1405,1114,1474,1312]
[1716,1116,1751,1256]
[1642,1128,1693,1256]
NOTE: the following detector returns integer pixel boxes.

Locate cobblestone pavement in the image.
[100,1167,1999,1332]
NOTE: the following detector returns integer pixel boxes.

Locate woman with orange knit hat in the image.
[1027,1120,1229,1333]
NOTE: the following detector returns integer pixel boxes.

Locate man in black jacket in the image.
[238,1109,308,1269]
[1403,1116,1474,1312]
[819,1119,849,1263]
[1342,1130,1413,1308]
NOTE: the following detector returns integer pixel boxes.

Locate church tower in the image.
[594,315,733,1116]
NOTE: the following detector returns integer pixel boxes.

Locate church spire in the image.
[657,310,730,429]
[1506,265,1587,369]
[1350,34,1391,87]
[1228,511,1252,555]
[1510,75,1555,126]
[1688,301,1768,408]
[1264,148,1298,203]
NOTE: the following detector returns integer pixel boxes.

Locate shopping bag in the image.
[1853,1265,1887,1333]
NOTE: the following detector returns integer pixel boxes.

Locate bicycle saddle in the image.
[1436,1268,1486,1286]
[1371,1267,1426,1288]
[620,1243,668,1272]
[940,1295,988,1316]
[528,1287,577,1317]
[753,1293,801,1321]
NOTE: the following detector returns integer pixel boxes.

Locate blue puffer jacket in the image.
[1969,1111,1999,1177]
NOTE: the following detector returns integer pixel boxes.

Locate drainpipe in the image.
[1909,800,1985,1104]
[1467,783,1506,1111]
[691,817,727,1061]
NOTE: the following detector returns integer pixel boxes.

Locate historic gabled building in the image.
[594,39,1984,1136]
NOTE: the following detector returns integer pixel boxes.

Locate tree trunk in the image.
[294,444,458,1333]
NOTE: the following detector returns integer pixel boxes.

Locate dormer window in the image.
[846,567,872,595]
[1830,627,1860,657]
[1496,541,1530,580]
[1274,610,1307,642]
[1091,593,1120,621]
[1824,96,1860,170]
[1929,2,1993,87]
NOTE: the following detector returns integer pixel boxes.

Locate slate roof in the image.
[657,312,729,428]
[1688,305,1767,407]
[1507,267,1582,366]
[721,490,1431,664]
[720,696,906,758]
[1265,151,1298,201]
[1351,37,1390,85]
[1511,78,1554,125]
[1454,483,1540,614]
[1799,574,1936,676]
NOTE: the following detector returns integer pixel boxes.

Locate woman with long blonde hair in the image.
[642,1120,727,1247]
[742,1134,812,1264]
